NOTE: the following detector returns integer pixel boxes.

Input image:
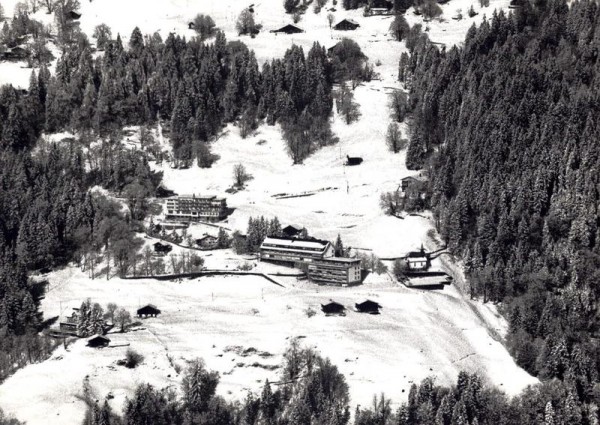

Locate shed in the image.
[271,24,304,34]
[87,334,110,348]
[153,242,173,255]
[321,301,345,315]
[282,224,303,238]
[346,155,363,166]
[188,22,195,30]
[355,300,381,314]
[137,304,161,318]
[66,11,82,20]
[334,19,360,31]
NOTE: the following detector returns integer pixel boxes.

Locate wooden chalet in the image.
[87,334,110,348]
[282,224,303,238]
[405,245,430,271]
[334,19,360,31]
[1,46,28,61]
[271,24,304,34]
[370,0,393,10]
[346,155,363,166]
[321,301,345,315]
[196,234,218,249]
[58,308,80,336]
[355,300,381,314]
[153,242,173,255]
[137,304,161,318]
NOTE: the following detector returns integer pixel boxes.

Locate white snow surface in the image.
[0,271,536,425]
[0,0,536,423]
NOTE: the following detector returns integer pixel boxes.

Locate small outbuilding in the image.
[66,11,82,20]
[137,304,161,318]
[153,242,173,255]
[334,19,360,31]
[87,334,110,348]
[346,155,363,166]
[355,300,382,314]
[321,301,345,315]
[188,22,195,30]
[271,24,304,34]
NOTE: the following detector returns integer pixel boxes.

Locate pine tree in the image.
[334,234,344,257]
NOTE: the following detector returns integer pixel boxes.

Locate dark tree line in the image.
[83,341,350,425]
[38,27,339,164]
[401,0,600,420]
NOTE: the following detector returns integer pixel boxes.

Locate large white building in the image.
[165,195,227,222]
[259,237,362,285]
[259,237,334,263]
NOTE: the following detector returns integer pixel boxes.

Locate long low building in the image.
[259,236,334,264]
[308,257,362,285]
[260,236,362,285]
[165,195,227,222]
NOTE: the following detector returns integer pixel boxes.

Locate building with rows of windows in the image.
[165,195,227,222]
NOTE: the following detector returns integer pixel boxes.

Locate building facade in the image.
[308,257,362,285]
[259,237,334,263]
[165,195,227,222]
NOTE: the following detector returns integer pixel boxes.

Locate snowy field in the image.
[0,271,536,424]
[0,0,532,423]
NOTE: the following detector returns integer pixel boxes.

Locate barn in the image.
[355,300,381,314]
[334,19,360,31]
[271,24,304,34]
[346,155,363,166]
[153,242,172,255]
[321,301,345,315]
[87,335,110,348]
[137,304,161,318]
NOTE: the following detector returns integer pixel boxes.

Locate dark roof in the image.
[66,11,81,19]
[87,335,110,346]
[334,19,360,30]
[272,24,304,34]
[355,300,381,310]
[371,0,393,8]
[137,305,161,315]
[321,301,345,314]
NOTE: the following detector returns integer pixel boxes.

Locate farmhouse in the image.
[165,195,228,222]
[196,234,218,249]
[355,300,381,314]
[137,304,161,318]
[1,46,28,61]
[87,335,110,348]
[259,236,334,264]
[271,24,304,34]
[406,246,430,271]
[282,224,303,238]
[334,19,360,30]
[321,301,345,315]
[308,257,362,285]
[58,308,80,336]
[153,242,172,255]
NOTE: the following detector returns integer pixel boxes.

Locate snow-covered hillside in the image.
[0,0,533,423]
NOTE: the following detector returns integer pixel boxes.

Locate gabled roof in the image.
[321,301,345,309]
[334,18,360,28]
[88,334,110,342]
[272,24,304,33]
[356,299,381,308]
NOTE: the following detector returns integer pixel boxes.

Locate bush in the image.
[421,0,443,19]
[305,307,317,318]
[125,349,144,368]
[393,259,408,280]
